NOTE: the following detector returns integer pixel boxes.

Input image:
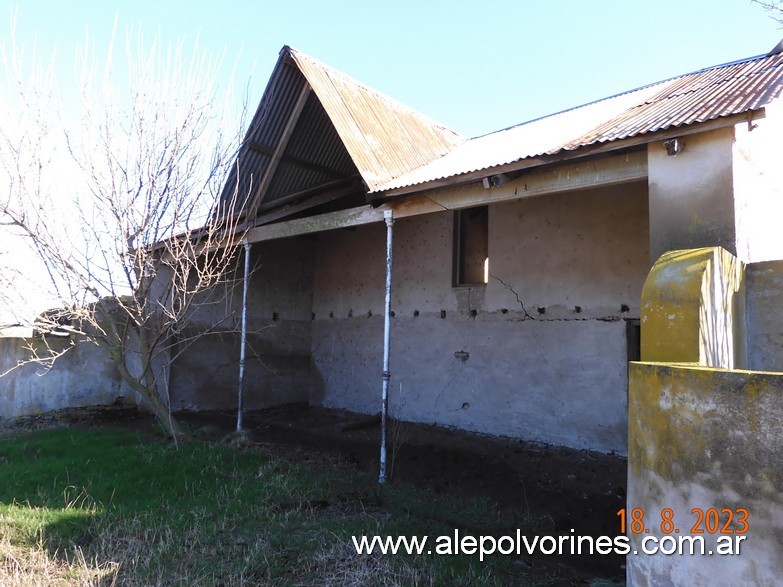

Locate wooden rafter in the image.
[253,180,364,226]
[246,141,346,181]
[245,84,311,220]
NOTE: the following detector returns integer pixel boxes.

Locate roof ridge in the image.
[471,50,777,141]
[284,46,464,138]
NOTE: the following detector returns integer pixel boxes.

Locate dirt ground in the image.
[178,404,628,586]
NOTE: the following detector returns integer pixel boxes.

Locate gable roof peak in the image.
[277,44,465,190]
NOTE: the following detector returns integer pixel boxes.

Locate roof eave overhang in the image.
[373,109,767,202]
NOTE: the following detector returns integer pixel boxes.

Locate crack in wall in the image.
[505,315,625,323]
[491,273,534,320]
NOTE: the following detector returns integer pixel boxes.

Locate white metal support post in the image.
[236,240,251,432]
[378,210,394,484]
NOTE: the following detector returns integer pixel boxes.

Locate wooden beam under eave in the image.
[254,181,364,226]
[241,149,648,244]
[245,85,312,219]
[244,205,385,243]
[244,151,647,243]
[426,148,648,211]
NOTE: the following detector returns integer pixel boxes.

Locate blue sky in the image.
[4,1,783,138]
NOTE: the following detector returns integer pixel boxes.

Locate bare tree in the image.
[0,20,248,442]
[754,0,783,24]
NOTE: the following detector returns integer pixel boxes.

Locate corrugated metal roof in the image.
[219,46,465,218]
[376,50,783,194]
[287,47,465,190]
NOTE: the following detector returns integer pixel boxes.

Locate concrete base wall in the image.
[628,362,783,586]
[0,337,133,421]
[311,183,649,453]
[313,313,630,451]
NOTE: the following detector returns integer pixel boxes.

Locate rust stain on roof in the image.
[287,47,465,191]
[221,46,465,217]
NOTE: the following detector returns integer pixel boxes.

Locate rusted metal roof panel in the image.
[572,52,783,147]
[377,51,783,194]
[219,46,465,216]
[287,47,465,190]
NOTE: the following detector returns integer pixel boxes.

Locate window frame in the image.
[452,205,489,287]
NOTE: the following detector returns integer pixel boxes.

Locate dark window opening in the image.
[453,206,489,286]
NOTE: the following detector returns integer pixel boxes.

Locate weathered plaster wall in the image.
[649,113,783,265]
[648,127,736,263]
[0,337,133,420]
[640,247,746,369]
[733,102,783,263]
[170,237,323,411]
[311,182,649,453]
[628,362,783,586]
[745,259,783,372]
[630,245,783,585]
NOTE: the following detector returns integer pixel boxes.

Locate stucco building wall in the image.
[733,102,783,263]
[647,108,783,266]
[647,127,736,264]
[169,237,322,411]
[311,182,649,453]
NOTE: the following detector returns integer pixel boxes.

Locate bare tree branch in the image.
[0,17,250,443]
[753,0,783,25]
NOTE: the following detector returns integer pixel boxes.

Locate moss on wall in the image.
[628,361,783,585]
[641,246,745,369]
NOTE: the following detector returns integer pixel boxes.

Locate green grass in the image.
[0,426,533,586]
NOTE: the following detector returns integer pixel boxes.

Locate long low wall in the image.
[0,337,133,421]
[313,311,630,453]
[628,362,783,585]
